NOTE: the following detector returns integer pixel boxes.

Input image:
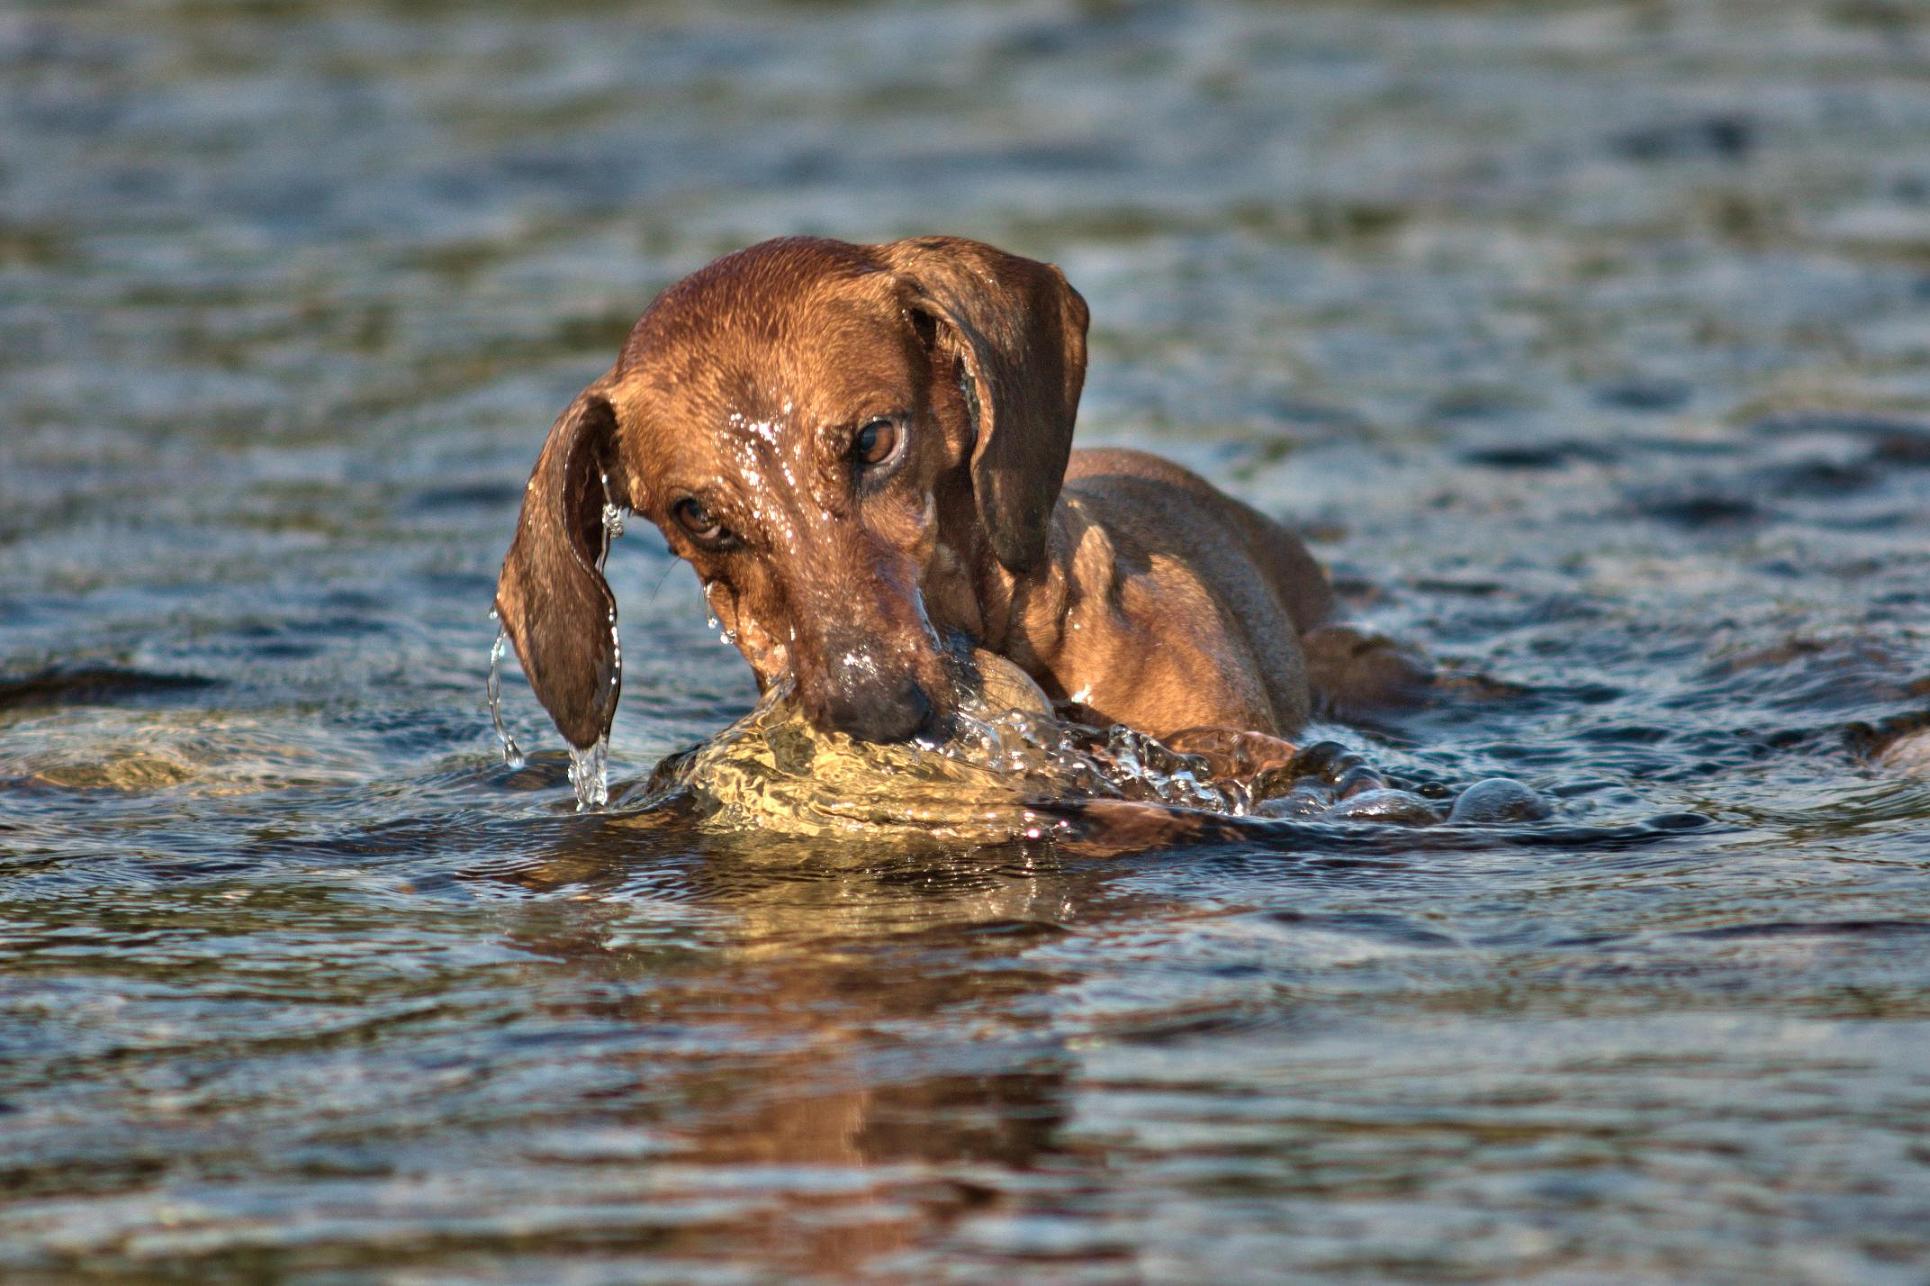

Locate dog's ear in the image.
[880,237,1089,575]
[494,389,628,749]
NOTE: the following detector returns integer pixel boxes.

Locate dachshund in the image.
[495,236,1415,761]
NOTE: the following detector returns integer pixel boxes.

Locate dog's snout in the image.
[820,671,936,745]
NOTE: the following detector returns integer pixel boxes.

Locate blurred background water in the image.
[4,0,1930,1280]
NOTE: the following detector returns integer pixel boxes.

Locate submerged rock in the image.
[1,708,364,797]
[1879,727,1930,776]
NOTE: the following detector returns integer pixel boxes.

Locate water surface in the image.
[4,1,1930,1280]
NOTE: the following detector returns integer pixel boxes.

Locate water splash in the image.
[650,652,1301,841]
[1098,724,1242,813]
[486,623,524,769]
[606,646,1543,837]
[568,734,609,811]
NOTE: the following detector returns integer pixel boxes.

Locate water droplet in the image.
[486,627,525,769]
[594,473,626,572]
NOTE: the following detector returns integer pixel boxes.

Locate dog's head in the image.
[494,236,1089,748]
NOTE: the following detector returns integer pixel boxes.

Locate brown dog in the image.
[496,235,1373,757]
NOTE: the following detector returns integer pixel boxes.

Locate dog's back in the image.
[1061,447,1333,732]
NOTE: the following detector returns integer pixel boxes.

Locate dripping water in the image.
[563,477,623,809]
[596,472,625,569]
[486,621,524,769]
[599,474,626,687]
[568,734,609,811]
[483,479,625,787]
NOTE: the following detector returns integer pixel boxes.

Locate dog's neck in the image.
[924,482,1086,704]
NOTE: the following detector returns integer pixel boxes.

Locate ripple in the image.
[0,666,218,712]
[5,0,1930,1281]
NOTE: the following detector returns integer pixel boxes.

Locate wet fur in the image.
[496,235,1383,753]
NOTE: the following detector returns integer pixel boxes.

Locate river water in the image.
[4,1,1930,1280]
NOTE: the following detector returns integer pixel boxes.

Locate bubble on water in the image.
[568,734,609,811]
[1446,777,1549,823]
[486,626,525,769]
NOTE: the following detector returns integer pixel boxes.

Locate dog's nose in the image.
[822,675,936,744]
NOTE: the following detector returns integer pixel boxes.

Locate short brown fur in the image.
[496,235,1387,755]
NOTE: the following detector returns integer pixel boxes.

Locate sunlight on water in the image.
[4,0,1929,1280]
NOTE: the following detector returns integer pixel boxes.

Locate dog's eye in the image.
[853,417,901,469]
[672,497,724,543]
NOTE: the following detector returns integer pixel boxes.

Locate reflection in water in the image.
[3,0,1930,1278]
[490,834,1114,1278]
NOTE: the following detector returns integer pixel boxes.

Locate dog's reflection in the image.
[480,822,1156,1276]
